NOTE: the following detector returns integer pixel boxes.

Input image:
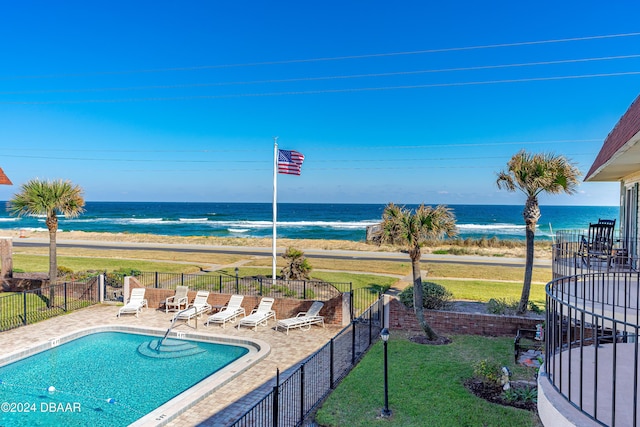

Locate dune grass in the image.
[315,335,540,427]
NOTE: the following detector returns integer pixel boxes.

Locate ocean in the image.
[0,202,619,242]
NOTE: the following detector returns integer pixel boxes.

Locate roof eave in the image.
[585,130,640,182]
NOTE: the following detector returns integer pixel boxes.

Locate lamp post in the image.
[380,328,391,417]
[235,267,239,293]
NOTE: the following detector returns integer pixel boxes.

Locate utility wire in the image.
[0,139,602,153]
[3,54,640,95]
[2,31,639,80]
[0,152,595,163]
[3,70,640,104]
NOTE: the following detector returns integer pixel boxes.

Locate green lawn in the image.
[13,254,203,274]
[433,279,547,306]
[315,335,541,427]
[0,292,94,328]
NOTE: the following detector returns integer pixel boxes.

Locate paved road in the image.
[13,239,551,268]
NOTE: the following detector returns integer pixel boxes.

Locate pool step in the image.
[137,339,206,359]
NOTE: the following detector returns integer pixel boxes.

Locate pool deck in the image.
[0,304,341,426]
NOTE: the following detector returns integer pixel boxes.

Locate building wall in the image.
[621,172,640,258]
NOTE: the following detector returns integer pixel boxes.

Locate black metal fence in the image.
[132,272,347,301]
[544,271,640,426]
[553,230,638,278]
[231,295,384,427]
[109,271,379,319]
[0,278,100,332]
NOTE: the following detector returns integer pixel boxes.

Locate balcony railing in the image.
[544,271,640,426]
[552,230,638,278]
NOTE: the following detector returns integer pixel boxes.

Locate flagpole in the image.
[272,137,278,284]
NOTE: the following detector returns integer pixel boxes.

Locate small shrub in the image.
[57,266,74,277]
[399,281,453,310]
[105,268,141,288]
[501,385,538,403]
[472,359,502,385]
[369,284,391,294]
[432,249,449,255]
[528,301,544,314]
[486,298,519,315]
[447,247,473,255]
[272,285,297,297]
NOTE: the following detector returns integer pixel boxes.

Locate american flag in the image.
[278,149,305,175]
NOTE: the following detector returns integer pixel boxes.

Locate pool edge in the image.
[0,325,271,427]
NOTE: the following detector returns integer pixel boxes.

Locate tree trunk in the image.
[517,220,537,315]
[46,215,58,308]
[411,256,438,340]
[0,238,13,279]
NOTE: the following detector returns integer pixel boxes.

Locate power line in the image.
[0,152,594,163]
[0,139,602,154]
[3,70,640,104]
[3,53,640,96]
[2,31,639,81]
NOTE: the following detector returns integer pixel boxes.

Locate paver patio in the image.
[0,303,341,426]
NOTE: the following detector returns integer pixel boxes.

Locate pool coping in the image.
[0,325,271,427]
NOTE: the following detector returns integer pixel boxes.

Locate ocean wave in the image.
[14,227,49,232]
[456,223,530,231]
[0,218,20,222]
[57,216,381,230]
[125,218,167,224]
[210,220,379,230]
[228,228,250,233]
[66,217,212,225]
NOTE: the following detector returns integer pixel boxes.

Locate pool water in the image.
[0,332,249,426]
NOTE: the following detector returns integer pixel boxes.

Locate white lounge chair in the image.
[164,286,189,313]
[276,301,325,335]
[172,290,211,326]
[205,295,245,328]
[237,297,276,331]
[117,288,148,318]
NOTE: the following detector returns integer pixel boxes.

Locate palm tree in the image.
[280,247,312,280]
[373,203,457,340]
[8,179,85,288]
[497,150,581,314]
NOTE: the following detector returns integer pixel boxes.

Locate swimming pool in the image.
[0,327,269,426]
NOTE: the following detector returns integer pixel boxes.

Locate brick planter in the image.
[388,298,541,337]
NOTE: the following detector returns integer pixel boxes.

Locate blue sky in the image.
[1,1,639,206]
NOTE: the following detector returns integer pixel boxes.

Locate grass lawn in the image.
[432,279,547,307]
[0,292,94,328]
[13,254,203,274]
[315,335,541,427]
[424,262,551,284]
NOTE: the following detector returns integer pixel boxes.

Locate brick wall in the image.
[388,298,541,337]
[128,278,344,325]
